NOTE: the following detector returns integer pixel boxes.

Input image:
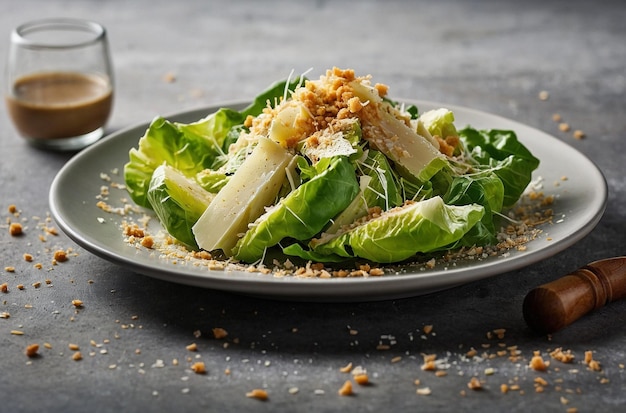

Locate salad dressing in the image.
[6,71,113,140]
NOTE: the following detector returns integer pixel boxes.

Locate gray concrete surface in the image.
[1,1,625,411]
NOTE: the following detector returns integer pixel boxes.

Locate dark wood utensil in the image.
[523,257,626,333]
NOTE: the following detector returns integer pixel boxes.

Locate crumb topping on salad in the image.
[241,68,395,153]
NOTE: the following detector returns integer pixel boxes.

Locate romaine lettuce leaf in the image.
[239,76,307,119]
[281,242,347,263]
[309,196,484,263]
[420,108,458,139]
[124,77,305,210]
[147,164,214,249]
[325,150,402,234]
[443,172,504,246]
[458,127,540,207]
[124,111,243,208]
[232,156,359,263]
[445,172,504,216]
[195,169,230,194]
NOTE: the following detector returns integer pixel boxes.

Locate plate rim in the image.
[48,99,608,301]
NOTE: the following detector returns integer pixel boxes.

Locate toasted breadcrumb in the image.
[25,344,39,357]
[550,348,575,363]
[492,328,506,339]
[9,222,23,236]
[584,350,602,371]
[53,250,68,262]
[467,377,482,390]
[529,351,549,371]
[140,236,154,248]
[45,226,58,236]
[338,380,353,396]
[123,223,145,238]
[246,389,268,401]
[416,387,432,395]
[421,353,437,371]
[163,72,176,83]
[191,361,206,374]
[212,328,228,339]
[353,373,369,385]
[339,362,353,373]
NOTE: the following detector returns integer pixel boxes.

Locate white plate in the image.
[49,101,607,302]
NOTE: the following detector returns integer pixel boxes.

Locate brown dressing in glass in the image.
[6,71,112,140]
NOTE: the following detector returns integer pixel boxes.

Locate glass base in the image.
[25,127,104,151]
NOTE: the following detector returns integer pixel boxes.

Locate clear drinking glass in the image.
[4,18,114,151]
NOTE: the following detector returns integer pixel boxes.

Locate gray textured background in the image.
[1,1,625,411]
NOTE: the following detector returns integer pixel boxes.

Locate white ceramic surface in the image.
[49,101,607,301]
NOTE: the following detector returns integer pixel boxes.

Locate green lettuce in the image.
[146,164,214,249]
[232,156,359,262]
[239,75,306,119]
[458,127,540,207]
[420,108,458,138]
[125,71,541,265]
[306,196,484,263]
[124,77,305,209]
[124,110,242,208]
[443,172,504,246]
[325,150,402,234]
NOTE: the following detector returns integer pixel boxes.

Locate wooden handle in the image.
[523,257,626,334]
